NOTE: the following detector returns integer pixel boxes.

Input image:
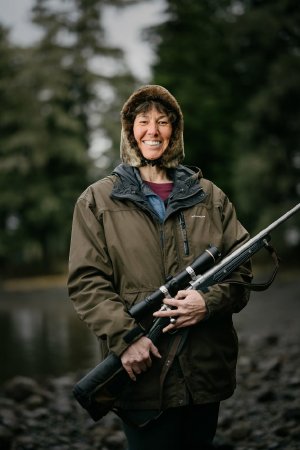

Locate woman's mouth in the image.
[142,140,161,147]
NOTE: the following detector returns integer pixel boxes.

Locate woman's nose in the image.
[147,120,159,135]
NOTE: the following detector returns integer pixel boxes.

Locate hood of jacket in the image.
[120,85,185,168]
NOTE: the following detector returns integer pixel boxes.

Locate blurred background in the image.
[0,0,299,447]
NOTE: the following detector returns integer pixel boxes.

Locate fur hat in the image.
[120,85,184,168]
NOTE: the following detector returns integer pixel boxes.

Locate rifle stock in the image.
[73,203,300,421]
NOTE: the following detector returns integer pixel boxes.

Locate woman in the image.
[68,85,252,450]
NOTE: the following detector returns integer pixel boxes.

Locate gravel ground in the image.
[0,276,299,450]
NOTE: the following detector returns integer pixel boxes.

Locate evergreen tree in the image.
[0,0,137,275]
[148,0,236,195]
[148,0,300,254]
[229,0,300,238]
[0,26,48,273]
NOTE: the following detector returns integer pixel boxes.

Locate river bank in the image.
[1,276,299,449]
[1,332,299,450]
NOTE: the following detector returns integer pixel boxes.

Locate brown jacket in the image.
[68,164,252,410]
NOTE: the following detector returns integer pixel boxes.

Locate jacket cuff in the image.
[123,324,145,344]
[198,290,211,321]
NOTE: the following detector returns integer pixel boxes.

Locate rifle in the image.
[73,203,300,421]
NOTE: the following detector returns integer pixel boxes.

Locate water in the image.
[0,285,99,384]
[1,274,299,385]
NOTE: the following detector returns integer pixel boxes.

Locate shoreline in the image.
[1,330,299,450]
[1,264,299,293]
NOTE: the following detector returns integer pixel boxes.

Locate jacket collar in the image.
[111,164,206,221]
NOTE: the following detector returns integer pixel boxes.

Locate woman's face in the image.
[133,107,173,161]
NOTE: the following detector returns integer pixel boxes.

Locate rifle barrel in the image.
[190,203,300,291]
[263,203,300,235]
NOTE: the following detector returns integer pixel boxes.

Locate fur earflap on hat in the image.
[120,85,184,168]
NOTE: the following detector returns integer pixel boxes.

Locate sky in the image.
[0,0,166,81]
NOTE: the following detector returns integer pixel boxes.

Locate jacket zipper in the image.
[178,212,190,256]
[159,225,164,250]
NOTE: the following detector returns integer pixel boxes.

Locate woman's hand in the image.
[120,336,161,381]
[153,290,208,333]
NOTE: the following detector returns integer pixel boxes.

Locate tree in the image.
[148,0,300,255]
[229,0,300,237]
[148,0,238,195]
[0,26,48,273]
[0,0,138,275]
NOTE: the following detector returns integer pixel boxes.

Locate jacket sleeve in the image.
[67,190,142,357]
[202,194,253,316]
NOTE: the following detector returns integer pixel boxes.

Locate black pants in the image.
[122,402,220,450]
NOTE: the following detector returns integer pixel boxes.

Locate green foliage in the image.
[229,0,300,232]
[148,0,238,195]
[0,0,137,276]
[149,0,300,254]
[1,0,299,274]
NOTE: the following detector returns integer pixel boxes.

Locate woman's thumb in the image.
[150,343,162,358]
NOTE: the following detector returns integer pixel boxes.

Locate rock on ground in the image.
[1,278,299,449]
[0,331,299,450]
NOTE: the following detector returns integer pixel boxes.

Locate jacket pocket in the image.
[122,290,154,309]
[123,290,161,330]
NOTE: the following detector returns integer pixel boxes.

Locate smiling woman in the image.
[68,84,252,450]
[133,102,173,166]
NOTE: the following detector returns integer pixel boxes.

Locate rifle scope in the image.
[129,246,220,321]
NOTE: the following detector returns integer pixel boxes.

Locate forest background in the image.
[1,0,299,279]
